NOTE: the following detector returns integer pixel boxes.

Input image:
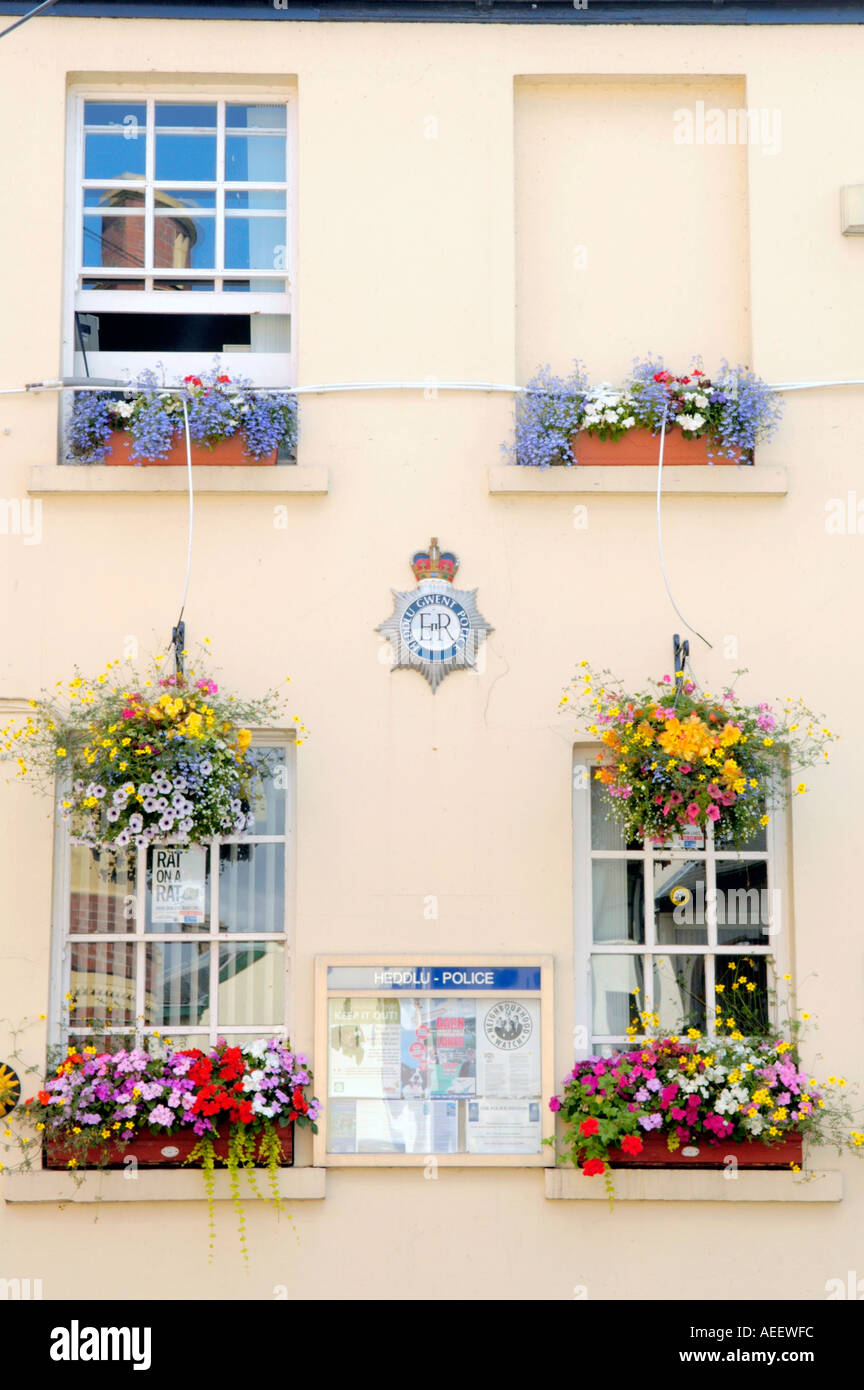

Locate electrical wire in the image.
[5,372,864,672]
[0,0,59,41]
[654,408,714,652]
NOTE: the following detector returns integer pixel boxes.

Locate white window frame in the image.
[573,746,791,1059]
[47,730,296,1051]
[63,82,297,387]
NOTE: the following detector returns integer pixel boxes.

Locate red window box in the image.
[44,1124,293,1170]
[569,428,747,467]
[605,1132,801,1169]
[103,431,277,467]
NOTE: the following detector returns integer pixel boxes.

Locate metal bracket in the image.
[172,619,186,679]
[673,633,690,697]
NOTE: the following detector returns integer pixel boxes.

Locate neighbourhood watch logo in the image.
[50,1320,152,1372]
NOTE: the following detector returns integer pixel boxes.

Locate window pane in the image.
[84,186,145,208]
[82,278,145,291]
[152,279,216,292]
[155,134,216,182]
[654,859,708,945]
[155,104,217,129]
[154,213,215,270]
[84,102,146,179]
[715,955,770,1034]
[224,216,286,270]
[145,942,209,1027]
[716,860,771,945]
[223,279,287,293]
[226,103,287,131]
[248,748,286,833]
[217,844,285,933]
[590,773,625,850]
[592,860,644,943]
[591,955,643,1036]
[70,845,136,934]
[225,134,285,182]
[83,213,145,269]
[155,188,217,209]
[653,954,706,1034]
[715,815,767,852]
[145,846,209,934]
[69,941,136,1028]
[226,190,286,210]
[216,943,285,1026]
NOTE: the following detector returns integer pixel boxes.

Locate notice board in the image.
[314,956,554,1166]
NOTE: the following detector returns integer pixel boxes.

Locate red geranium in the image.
[583,1158,605,1176]
[620,1134,643,1156]
[579,1116,599,1137]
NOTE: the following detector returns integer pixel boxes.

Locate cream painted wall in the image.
[1,16,863,1301]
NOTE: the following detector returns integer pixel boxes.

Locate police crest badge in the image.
[377,538,492,691]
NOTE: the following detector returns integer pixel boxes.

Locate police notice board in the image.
[314,956,554,1166]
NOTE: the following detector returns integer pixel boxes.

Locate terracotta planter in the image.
[44,1123,293,1170]
[604,1132,801,1169]
[569,428,747,467]
[103,431,277,467]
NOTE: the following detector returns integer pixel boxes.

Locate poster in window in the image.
[328,998,401,1098]
[466,1099,542,1155]
[328,1097,460,1154]
[476,998,541,1099]
[399,999,476,1099]
[151,847,206,925]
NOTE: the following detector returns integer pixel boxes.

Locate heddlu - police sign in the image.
[325,965,542,991]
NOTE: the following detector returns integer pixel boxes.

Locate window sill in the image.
[27,465,328,495]
[488,465,788,496]
[545,1168,842,1203]
[2,1167,326,1204]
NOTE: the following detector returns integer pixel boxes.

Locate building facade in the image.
[1,1,862,1301]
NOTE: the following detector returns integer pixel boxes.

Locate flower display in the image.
[19,1037,319,1261]
[506,355,782,466]
[23,1037,319,1146]
[548,1022,860,1183]
[67,364,298,464]
[1,651,303,849]
[562,662,835,845]
[626,357,783,460]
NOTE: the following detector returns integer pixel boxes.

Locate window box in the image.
[604,1132,801,1169]
[44,1122,293,1170]
[103,430,276,467]
[569,429,746,467]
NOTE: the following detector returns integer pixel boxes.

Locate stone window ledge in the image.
[3,1167,326,1204]
[27,465,328,495]
[545,1168,841,1203]
[489,465,787,496]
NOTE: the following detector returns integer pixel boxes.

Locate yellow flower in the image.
[56,747,67,758]
[715,984,725,994]
[763,737,774,747]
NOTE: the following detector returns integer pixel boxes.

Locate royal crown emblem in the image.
[377,537,492,691]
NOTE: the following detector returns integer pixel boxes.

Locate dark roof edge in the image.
[1,3,864,26]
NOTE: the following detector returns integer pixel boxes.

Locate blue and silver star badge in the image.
[377,538,493,691]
